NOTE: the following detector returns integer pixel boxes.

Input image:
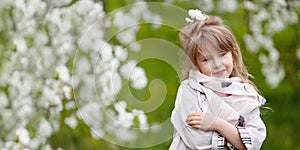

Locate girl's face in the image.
[196,44,234,78]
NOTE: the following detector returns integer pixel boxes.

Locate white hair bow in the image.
[185,9,206,23]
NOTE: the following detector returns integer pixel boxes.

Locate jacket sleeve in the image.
[239,108,266,150]
[169,83,216,149]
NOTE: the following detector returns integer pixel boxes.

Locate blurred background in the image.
[0,0,299,149]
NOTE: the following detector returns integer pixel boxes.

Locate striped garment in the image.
[217,127,252,150]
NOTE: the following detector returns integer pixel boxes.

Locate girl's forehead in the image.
[199,35,220,49]
[199,49,220,58]
[198,42,222,56]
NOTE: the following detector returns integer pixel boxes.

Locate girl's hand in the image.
[186,112,222,131]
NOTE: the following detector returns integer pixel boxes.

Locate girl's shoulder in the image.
[180,79,190,85]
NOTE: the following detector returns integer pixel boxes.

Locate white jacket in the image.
[169,70,266,150]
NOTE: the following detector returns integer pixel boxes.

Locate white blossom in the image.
[274,0,287,7]
[130,2,148,17]
[41,86,61,108]
[0,92,9,108]
[261,63,285,88]
[79,75,98,103]
[129,67,148,89]
[28,138,42,149]
[4,141,22,150]
[116,27,139,45]
[90,127,104,139]
[266,17,285,34]
[129,43,141,52]
[62,85,72,100]
[75,57,91,76]
[111,72,122,94]
[114,101,134,127]
[259,53,285,88]
[56,65,70,82]
[65,101,76,110]
[142,12,162,28]
[64,115,78,129]
[196,0,214,12]
[114,46,128,61]
[284,10,298,24]
[218,0,237,13]
[120,60,137,80]
[15,127,30,145]
[113,11,138,29]
[100,43,113,62]
[13,37,27,53]
[254,9,269,22]
[243,1,258,11]
[257,35,274,51]
[132,109,149,131]
[243,34,260,52]
[112,2,162,45]
[17,103,34,123]
[38,118,53,138]
[1,110,15,131]
[77,102,102,127]
[113,127,137,142]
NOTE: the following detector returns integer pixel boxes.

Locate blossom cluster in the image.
[93,0,163,146]
[243,0,299,88]
[0,0,152,149]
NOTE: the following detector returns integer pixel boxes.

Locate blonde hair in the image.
[179,14,256,88]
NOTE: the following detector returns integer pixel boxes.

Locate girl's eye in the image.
[202,58,211,62]
[219,52,227,57]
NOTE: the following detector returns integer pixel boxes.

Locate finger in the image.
[185,117,191,122]
[189,112,203,116]
[187,120,201,125]
[186,116,198,122]
[187,115,203,122]
[190,124,201,129]
[187,113,202,120]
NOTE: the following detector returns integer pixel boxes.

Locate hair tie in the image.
[185,9,206,23]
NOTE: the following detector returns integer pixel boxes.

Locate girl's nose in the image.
[211,57,222,68]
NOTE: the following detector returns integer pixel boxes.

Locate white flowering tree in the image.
[0,0,299,149]
[242,0,300,88]
[0,0,155,149]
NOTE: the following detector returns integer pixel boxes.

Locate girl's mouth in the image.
[212,69,226,76]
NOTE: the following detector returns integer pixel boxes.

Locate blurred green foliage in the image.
[48,0,300,149]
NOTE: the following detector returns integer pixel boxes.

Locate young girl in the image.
[169,9,266,150]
